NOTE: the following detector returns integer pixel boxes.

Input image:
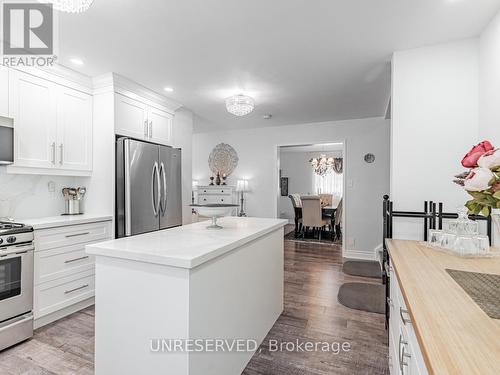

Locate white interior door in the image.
[115,93,148,140]
[9,70,57,168]
[148,106,172,145]
[57,87,93,171]
[0,66,8,117]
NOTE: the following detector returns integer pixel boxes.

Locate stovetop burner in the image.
[0,222,25,230]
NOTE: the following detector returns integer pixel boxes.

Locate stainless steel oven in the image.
[0,224,34,351]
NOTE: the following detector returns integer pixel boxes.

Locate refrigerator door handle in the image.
[151,162,160,217]
[159,162,167,215]
[155,162,161,216]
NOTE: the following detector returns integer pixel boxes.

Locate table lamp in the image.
[236,179,249,217]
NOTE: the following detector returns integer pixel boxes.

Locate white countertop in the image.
[86,217,287,269]
[21,214,113,230]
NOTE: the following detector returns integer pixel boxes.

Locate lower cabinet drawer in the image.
[34,269,95,319]
[34,221,111,251]
[35,243,95,285]
[198,194,231,204]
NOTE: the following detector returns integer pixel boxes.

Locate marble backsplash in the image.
[0,166,89,220]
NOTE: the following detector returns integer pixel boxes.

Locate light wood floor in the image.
[0,237,388,375]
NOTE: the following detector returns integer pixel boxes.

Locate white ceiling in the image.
[57,0,500,132]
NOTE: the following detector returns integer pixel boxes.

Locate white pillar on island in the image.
[86,217,287,375]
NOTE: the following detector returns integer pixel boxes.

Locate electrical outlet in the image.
[47,181,56,193]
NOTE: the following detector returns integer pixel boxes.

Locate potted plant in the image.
[454,141,500,244]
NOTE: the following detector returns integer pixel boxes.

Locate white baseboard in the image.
[34,297,95,329]
[343,249,378,261]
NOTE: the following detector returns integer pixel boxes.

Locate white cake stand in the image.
[191,204,239,229]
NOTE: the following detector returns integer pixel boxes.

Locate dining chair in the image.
[288,194,303,237]
[301,196,329,240]
[334,198,343,240]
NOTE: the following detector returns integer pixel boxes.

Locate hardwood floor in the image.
[242,239,389,375]
[0,237,388,375]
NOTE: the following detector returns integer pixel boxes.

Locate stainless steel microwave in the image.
[0,124,14,164]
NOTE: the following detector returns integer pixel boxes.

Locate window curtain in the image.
[314,170,343,198]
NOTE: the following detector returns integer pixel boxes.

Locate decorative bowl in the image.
[191,204,239,229]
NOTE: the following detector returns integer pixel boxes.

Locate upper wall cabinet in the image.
[0,65,9,117]
[114,94,149,140]
[7,68,93,176]
[94,73,180,146]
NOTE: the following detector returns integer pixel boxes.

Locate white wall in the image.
[278,150,341,222]
[479,11,500,245]
[0,167,87,219]
[391,39,479,239]
[172,108,194,225]
[193,117,390,259]
[479,11,500,147]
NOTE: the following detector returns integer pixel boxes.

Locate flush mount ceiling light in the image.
[164,87,174,92]
[225,95,255,117]
[39,0,94,13]
[69,57,84,65]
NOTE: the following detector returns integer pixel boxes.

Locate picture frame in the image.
[280,177,289,196]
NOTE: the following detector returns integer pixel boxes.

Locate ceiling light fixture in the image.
[164,87,174,92]
[69,58,84,66]
[225,94,255,117]
[310,154,334,177]
[38,0,94,13]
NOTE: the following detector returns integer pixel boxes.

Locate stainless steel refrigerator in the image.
[116,138,182,238]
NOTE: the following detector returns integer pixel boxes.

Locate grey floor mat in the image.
[338,283,385,314]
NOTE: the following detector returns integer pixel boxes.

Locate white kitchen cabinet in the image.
[32,218,112,328]
[7,69,93,175]
[388,263,428,375]
[0,65,8,117]
[9,70,57,169]
[57,86,93,171]
[148,105,173,145]
[114,93,173,145]
[114,93,149,140]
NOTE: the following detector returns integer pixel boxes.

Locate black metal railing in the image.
[382,195,492,330]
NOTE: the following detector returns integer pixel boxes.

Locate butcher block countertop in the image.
[386,239,500,375]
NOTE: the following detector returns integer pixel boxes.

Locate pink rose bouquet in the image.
[454,141,500,216]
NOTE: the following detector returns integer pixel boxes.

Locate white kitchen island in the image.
[86,217,287,375]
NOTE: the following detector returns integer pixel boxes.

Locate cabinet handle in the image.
[400,307,411,325]
[64,255,89,264]
[51,142,56,165]
[149,121,153,138]
[64,284,89,294]
[144,120,148,137]
[65,232,90,238]
[400,345,411,372]
[59,144,63,165]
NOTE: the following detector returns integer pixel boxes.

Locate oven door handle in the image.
[0,246,34,258]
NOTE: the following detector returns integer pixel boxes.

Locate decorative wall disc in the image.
[208,143,239,176]
[364,153,375,163]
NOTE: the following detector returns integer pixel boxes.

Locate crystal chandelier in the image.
[39,0,94,13]
[310,154,334,176]
[225,95,254,117]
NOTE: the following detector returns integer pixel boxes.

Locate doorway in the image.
[275,142,346,256]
